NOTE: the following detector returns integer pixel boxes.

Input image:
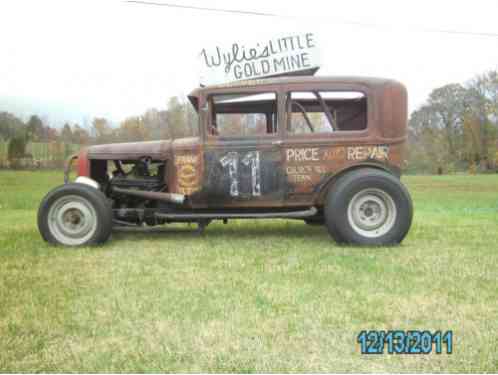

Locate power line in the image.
[404,26,498,38]
[124,1,277,17]
[124,0,498,38]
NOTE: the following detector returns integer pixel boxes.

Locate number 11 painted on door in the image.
[220,151,261,197]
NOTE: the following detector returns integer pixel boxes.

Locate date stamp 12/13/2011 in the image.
[357,330,453,355]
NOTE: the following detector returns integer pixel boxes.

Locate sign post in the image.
[199,32,321,86]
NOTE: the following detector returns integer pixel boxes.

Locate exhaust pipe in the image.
[112,187,185,204]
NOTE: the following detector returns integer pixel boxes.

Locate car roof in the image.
[188,76,400,98]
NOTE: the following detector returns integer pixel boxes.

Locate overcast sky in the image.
[0,0,497,125]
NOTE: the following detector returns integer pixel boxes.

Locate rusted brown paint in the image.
[86,140,173,160]
[79,76,407,209]
[170,138,203,196]
[283,142,403,194]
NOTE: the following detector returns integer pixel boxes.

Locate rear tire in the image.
[38,183,113,246]
[324,168,412,246]
[304,217,324,226]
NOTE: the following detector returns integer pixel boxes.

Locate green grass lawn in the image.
[0,170,497,372]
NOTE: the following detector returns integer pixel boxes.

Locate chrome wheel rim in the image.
[47,195,97,246]
[347,188,397,238]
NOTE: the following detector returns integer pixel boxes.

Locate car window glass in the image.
[209,93,277,137]
[287,91,367,134]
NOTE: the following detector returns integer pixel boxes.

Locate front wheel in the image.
[325,169,413,246]
[38,183,113,246]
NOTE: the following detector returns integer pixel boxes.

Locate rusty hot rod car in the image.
[38,76,413,246]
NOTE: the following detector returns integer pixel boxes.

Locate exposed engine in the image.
[110,158,165,191]
[108,158,167,225]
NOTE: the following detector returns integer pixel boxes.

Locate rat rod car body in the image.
[38,76,412,246]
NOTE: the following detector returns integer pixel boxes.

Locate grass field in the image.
[0,170,497,372]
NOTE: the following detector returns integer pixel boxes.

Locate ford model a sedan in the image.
[38,76,413,247]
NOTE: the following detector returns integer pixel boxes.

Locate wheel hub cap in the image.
[48,195,98,246]
[347,188,397,238]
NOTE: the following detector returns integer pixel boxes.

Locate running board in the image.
[155,206,317,220]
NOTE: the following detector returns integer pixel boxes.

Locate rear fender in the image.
[314,161,400,205]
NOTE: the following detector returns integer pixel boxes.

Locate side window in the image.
[286,91,367,135]
[208,93,277,137]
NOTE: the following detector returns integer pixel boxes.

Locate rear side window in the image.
[286,91,367,134]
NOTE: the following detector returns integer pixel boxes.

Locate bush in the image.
[7,136,28,161]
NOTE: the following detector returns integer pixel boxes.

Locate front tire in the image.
[38,183,113,246]
[324,169,412,246]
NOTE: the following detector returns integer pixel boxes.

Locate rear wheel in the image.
[38,183,113,246]
[324,168,412,245]
[304,217,324,226]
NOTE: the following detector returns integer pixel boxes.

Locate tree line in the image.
[407,69,498,173]
[0,97,198,163]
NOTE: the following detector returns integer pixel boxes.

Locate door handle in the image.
[271,140,283,145]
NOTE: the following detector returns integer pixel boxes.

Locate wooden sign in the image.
[199,32,321,86]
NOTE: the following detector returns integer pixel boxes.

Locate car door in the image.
[281,84,370,203]
[201,90,285,208]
